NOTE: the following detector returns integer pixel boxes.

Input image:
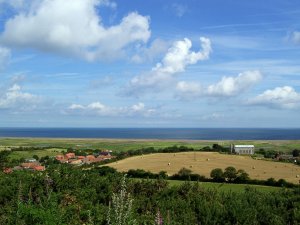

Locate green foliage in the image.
[210,168,224,182]
[292,149,300,157]
[107,176,136,225]
[0,165,299,224]
[32,155,39,161]
[224,166,238,182]
[0,150,10,169]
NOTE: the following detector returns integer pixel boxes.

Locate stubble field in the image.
[107,152,300,184]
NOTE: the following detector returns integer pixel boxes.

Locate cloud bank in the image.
[68,101,156,117]
[248,86,300,109]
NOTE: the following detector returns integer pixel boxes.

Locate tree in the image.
[292,149,300,157]
[210,168,224,182]
[177,167,192,178]
[235,169,249,183]
[158,171,168,179]
[32,155,39,161]
[224,166,237,182]
[0,150,11,169]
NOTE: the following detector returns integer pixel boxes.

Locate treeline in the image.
[114,144,228,159]
[0,165,299,224]
[124,166,297,188]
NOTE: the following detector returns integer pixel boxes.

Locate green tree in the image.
[32,155,39,161]
[210,168,224,182]
[292,149,300,157]
[177,167,192,180]
[235,169,249,183]
[224,166,237,182]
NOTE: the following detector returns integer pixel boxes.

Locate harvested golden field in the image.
[107,152,300,184]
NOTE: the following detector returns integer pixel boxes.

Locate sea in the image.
[0,128,300,140]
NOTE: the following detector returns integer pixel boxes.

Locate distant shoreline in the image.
[1,137,300,142]
[1,127,300,140]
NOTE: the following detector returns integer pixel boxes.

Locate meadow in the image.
[1,138,300,152]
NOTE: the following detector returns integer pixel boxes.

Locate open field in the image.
[1,138,300,152]
[8,148,65,160]
[107,152,300,184]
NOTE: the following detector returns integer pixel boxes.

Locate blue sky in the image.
[0,0,300,128]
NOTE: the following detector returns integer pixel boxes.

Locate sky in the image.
[0,0,300,128]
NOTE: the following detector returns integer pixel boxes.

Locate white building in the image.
[232,145,255,155]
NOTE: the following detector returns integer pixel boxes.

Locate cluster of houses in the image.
[55,150,114,165]
[3,150,115,174]
[3,158,45,174]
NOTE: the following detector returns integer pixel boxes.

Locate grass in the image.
[1,138,300,152]
[167,180,281,193]
[8,148,66,160]
[107,152,300,184]
[132,178,281,192]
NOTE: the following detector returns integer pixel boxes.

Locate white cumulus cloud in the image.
[124,37,212,96]
[206,70,262,97]
[0,84,42,110]
[68,101,156,117]
[176,70,262,100]
[248,86,300,109]
[0,0,150,61]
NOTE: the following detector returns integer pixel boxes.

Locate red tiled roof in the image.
[34,165,45,171]
[21,162,39,169]
[56,155,65,160]
[65,153,76,159]
[69,159,82,165]
[3,167,12,174]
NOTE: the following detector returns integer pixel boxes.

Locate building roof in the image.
[34,165,45,171]
[21,162,40,169]
[3,167,12,174]
[69,159,83,165]
[234,145,254,148]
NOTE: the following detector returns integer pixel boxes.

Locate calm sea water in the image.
[0,128,300,140]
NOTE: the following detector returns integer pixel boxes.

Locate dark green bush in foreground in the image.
[0,165,299,225]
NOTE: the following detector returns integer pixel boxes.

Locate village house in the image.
[55,151,114,165]
[20,162,46,171]
[3,161,46,173]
